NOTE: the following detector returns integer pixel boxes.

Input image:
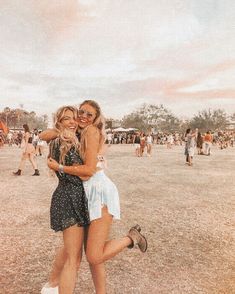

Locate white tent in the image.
[126,128,138,131]
[113,127,128,132]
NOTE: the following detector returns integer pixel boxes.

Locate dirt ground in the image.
[0,144,235,294]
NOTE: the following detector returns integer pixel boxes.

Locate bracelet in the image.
[58,164,64,173]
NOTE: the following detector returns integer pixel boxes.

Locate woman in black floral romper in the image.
[48,106,90,294]
[50,138,90,232]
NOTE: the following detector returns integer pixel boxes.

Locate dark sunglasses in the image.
[78,109,95,119]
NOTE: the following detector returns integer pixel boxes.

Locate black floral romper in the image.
[50,139,90,232]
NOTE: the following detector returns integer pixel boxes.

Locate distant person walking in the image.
[146,132,153,156]
[204,131,213,156]
[133,132,141,157]
[196,132,204,155]
[36,131,46,156]
[184,128,197,166]
[166,133,174,149]
[13,124,40,176]
[140,133,146,156]
[0,130,5,148]
[17,131,23,147]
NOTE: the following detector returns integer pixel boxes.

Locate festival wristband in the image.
[58,164,64,173]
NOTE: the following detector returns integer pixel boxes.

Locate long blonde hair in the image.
[52,106,80,164]
[78,100,106,161]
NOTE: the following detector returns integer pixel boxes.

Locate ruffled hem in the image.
[51,217,89,232]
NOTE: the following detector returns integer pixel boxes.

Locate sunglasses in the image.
[78,109,95,119]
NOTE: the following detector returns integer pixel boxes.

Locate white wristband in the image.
[59,164,64,173]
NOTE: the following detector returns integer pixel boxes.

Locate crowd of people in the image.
[0,105,235,293]
[0,126,47,175]
[0,128,46,155]
[105,129,235,159]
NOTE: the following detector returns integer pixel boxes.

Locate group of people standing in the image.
[184,129,214,166]
[38,100,147,294]
[133,132,153,157]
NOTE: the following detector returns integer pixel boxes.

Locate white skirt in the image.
[83,170,121,221]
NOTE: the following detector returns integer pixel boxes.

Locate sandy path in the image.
[0,144,235,293]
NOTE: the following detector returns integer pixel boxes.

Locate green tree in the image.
[0,107,48,130]
[189,109,229,132]
[122,103,180,132]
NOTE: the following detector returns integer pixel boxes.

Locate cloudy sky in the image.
[0,0,234,120]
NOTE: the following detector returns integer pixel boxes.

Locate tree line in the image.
[0,104,234,133]
[0,107,48,130]
[121,104,235,133]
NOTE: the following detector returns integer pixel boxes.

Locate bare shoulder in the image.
[86,125,100,137]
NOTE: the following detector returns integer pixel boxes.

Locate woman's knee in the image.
[64,245,81,260]
[86,252,103,265]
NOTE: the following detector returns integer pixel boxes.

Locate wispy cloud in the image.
[0,0,234,118]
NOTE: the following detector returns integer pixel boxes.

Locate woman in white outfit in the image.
[146,133,153,156]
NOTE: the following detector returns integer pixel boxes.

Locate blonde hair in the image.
[79,100,106,161]
[52,105,80,164]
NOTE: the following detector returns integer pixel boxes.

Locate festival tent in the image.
[0,120,9,134]
[113,127,129,132]
[126,128,138,131]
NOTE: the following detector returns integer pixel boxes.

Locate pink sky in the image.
[0,0,234,119]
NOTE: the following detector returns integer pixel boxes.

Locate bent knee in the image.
[86,253,103,265]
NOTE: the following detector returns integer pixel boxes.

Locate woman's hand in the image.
[47,157,59,171]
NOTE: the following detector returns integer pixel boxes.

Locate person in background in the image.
[32,129,39,150]
[13,124,40,176]
[146,132,153,156]
[17,130,23,148]
[0,130,5,148]
[184,128,197,166]
[36,130,46,156]
[140,133,146,156]
[204,130,213,156]
[133,132,141,157]
[196,132,204,155]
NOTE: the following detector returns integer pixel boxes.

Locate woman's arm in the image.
[47,126,100,177]
[39,129,58,142]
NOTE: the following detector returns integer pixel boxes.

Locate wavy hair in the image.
[52,105,80,164]
[78,100,106,161]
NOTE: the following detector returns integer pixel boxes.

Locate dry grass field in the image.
[0,144,235,294]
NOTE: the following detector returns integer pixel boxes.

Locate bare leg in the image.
[44,228,106,294]
[35,145,39,156]
[188,156,193,166]
[135,148,138,157]
[84,227,106,294]
[40,146,44,156]
[29,153,37,170]
[89,263,106,294]
[59,225,84,294]
[48,247,67,287]
[18,154,27,170]
[86,206,132,265]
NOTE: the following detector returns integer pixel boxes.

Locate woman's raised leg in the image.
[86,206,133,265]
